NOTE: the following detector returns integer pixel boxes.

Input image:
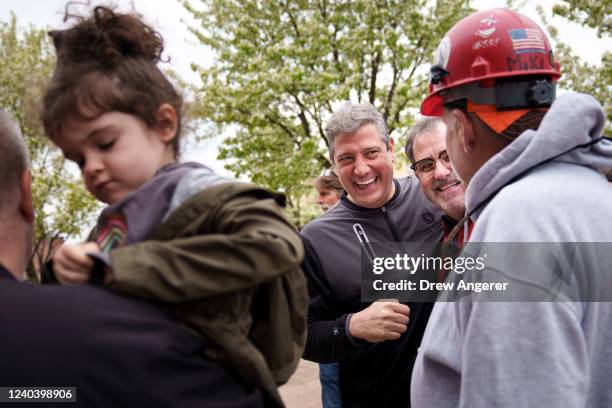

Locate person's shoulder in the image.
[171,168,286,214]
[476,162,612,241]
[301,202,349,237]
[396,174,415,186]
[395,175,430,205]
[395,175,415,194]
[1,282,176,333]
[301,210,334,235]
[395,175,444,221]
[477,168,553,228]
[496,162,606,208]
[174,166,235,199]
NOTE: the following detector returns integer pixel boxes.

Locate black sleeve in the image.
[40,260,59,284]
[301,235,366,363]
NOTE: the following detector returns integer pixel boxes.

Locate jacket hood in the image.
[466,92,611,214]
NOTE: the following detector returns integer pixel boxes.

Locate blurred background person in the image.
[315,170,344,212]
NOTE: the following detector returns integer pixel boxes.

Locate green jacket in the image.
[110,181,307,406]
[43,164,307,406]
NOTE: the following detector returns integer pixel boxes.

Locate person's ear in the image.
[389,137,395,161]
[154,103,178,144]
[19,170,34,223]
[451,109,476,155]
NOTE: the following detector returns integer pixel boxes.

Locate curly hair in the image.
[42,5,183,157]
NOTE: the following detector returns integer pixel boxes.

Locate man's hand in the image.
[348,300,410,342]
[53,242,101,285]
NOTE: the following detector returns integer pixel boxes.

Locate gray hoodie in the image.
[411,92,612,408]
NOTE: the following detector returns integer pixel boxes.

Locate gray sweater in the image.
[411,92,612,408]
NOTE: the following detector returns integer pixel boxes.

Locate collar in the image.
[443,216,475,247]
[155,161,204,177]
[0,264,15,280]
[96,162,206,249]
[340,179,401,212]
[441,215,458,236]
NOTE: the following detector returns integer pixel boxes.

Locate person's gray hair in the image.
[325,102,389,160]
[0,109,29,209]
[404,117,443,164]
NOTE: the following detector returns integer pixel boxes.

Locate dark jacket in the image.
[300,177,444,408]
[0,265,265,408]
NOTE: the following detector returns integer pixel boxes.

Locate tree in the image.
[182,0,472,226]
[551,0,611,38]
[0,15,100,280]
[535,4,611,133]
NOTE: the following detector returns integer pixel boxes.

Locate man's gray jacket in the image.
[411,92,612,408]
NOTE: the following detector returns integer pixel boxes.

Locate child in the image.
[41,6,307,406]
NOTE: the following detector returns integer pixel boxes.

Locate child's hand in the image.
[53,242,101,285]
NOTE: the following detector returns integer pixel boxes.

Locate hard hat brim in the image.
[420,93,443,117]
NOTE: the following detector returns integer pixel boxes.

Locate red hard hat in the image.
[421,8,561,116]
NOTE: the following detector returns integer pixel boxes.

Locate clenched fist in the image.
[53,242,105,285]
[348,300,410,342]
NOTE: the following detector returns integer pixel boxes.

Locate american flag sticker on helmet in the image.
[508,28,546,53]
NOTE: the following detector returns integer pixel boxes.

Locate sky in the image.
[2,0,609,176]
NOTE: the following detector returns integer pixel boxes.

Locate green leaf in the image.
[181,0,472,225]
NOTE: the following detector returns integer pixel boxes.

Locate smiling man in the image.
[405,117,469,244]
[300,103,443,407]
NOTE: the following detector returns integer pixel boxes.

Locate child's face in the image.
[53,111,175,204]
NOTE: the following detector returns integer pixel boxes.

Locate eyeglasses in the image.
[410,150,451,177]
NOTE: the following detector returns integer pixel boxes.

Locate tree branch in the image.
[384,57,400,122]
[313,103,327,147]
[291,92,312,140]
[281,0,301,39]
[369,50,381,104]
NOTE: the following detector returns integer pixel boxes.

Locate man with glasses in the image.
[405,117,470,245]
